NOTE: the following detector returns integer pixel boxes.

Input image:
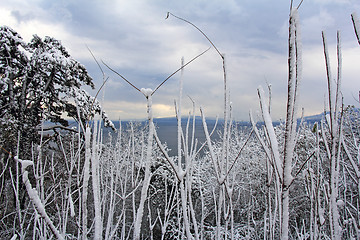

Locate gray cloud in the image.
[11,10,36,23]
[1,0,360,120]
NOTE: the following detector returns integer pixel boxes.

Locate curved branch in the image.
[166,12,223,59]
[351,12,360,45]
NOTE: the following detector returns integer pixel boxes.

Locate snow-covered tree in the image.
[0,26,113,238]
[0,25,113,156]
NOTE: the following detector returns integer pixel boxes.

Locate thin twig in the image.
[85,47,111,127]
[102,60,142,93]
[0,145,12,157]
[225,129,254,178]
[351,12,360,45]
[289,150,316,188]
[152,47,211,95]
[37,125,78,133]
[90,76,110,112]
[297,0,304,10]
[86,45,105,77]
[195,116,219,156]
[153,128,183,181]
[166,12,223,59]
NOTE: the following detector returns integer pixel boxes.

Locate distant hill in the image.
[49,112,326,156]
[65,111,326,133]
[301,112,326,124]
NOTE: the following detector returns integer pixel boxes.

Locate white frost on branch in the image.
[257,86,282,179]
[15,157,34,172]
[140,88,153,97]
[68,192,75,217]
[15,156,64,240]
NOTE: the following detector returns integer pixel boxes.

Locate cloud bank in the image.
[1,0,360,120]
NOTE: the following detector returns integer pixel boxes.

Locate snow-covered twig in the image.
[321,29,343,240]
[81,127,91,239]
[16,157,64,240]
[133,93,155,240]
[257,86,283,181]
[200,108,221,183]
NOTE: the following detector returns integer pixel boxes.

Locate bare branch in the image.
[351,12,360,45]
[102,60,142,93]
[37,125,78,133]
[225,129,254,178]
[166,12,223,59]
[86,45,105,77]
[153,128,183,181]
[85,48,111,123]
[195,116,219,156]
[297,0,304,10]
[152,47,211,95]
[289,150,316,188]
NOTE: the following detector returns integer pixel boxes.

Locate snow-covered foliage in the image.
[66,87,115,130]
[0,25,114,145]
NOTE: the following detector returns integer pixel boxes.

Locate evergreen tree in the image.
[0,25,113,156]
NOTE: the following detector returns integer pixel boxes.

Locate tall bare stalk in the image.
[321,30,343,240]
[281,8,302,239]
[250,7,303,239]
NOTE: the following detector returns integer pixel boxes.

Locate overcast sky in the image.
[1,0,360,120]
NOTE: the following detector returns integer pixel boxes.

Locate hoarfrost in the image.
[140,88,153,97]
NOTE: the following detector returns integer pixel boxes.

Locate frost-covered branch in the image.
[91,119,102,240]
[16,157,64,240]
[257,86,283,181]
[321,29,343,240]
